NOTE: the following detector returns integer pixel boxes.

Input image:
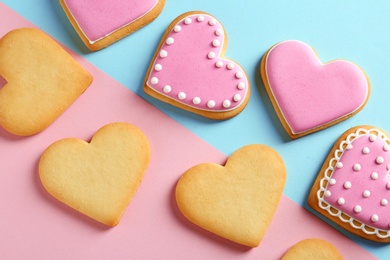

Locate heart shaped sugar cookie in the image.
[0,28,92,136]
[308,126,390,242]
[60,0,166,51]
[282,238,343,260]
[144,11,250,120]
[39,123,150,226]
[175,144,286,247]
[260,40,370,139]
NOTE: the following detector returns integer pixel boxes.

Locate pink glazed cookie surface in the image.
[144,11,250,120]
[260,40,370,139]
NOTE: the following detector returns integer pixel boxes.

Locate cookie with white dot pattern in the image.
[308,125,390,242]
[144,11,250,120]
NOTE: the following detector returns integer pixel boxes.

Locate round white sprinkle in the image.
[353,163,361,172]
[235,71,244,79]
[197,15,204,22]
[329,178,336,185]
[362,147,370,154]
[370,135,377,142]
[233,94,241,102]
[227,63,235,70]
[324,190,331,197]
[154,64,162,71]
[363,190,371,198]
[215,60,223,68]
[346,144,353,150]
[381,198,388,206]
[166,37,174,45]
[371,214,379,222]
[209,18,217,26]
[387,182,390,189]
[174,25,181,32]
[192,97,201,105]
[215,28,223,36]
[336,162,343,169]
[208,52,216,59]
[344,181,352,189]
[223,100,231,108]
[163,85,171,93]
[354,205,362,213]
[384,144,390,151]
[376,156,384,164]
[338,198,345,205]
[212,39,220,47]
[150,77,158,85]
[178,92,186,100]
[387,164,390,171]
[207,100,215,108]
[237,82,245,90]
[371,172,379,180]
[160,50,168,58]
[184,18,192,25]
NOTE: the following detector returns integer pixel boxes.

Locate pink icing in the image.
[63,0,158,43]
[265,40,369,134]
[146,14,248,112]
[324,132,390,231]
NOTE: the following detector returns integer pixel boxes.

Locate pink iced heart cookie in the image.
[59,0,166,51]
[309,126,390,242]
[144,11,250,120]
[260,40,370,139]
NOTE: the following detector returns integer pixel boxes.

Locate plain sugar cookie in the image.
[282,238,343,260]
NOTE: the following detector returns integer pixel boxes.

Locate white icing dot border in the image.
[317,127,390,239]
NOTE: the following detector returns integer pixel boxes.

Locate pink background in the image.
[0,4,376,259]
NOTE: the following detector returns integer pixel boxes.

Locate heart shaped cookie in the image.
[60,0,166,51]
[308,126,390,242]
[39,123,150,226]
[282,238,343,260]
[144,11,250,120]
[0,28,92,136]
[260,40,370,139]
[175,144,286,247]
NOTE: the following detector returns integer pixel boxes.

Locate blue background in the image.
[2,0,390,258]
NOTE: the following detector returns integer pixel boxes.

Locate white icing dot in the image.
[371,214,379,222]
[150,77,159,85]
[166,37,174,45]
[154,64,162,71]
[376,156,384,164]
[387,182,390,189]
[337,198,345,205]
[329,178,336,185]
[197,15,204,22]
[209,18,217,26]
[324,190,331,197]
[174,25,181,32]
[178,92,186,100]
[223,100,231,108]
[354,205,362,213]
[207,100,215,108]
[362,147,370,154]
[233,94,241,102]
[212,39,220,47]
[235,71,244,79]
[184,17,192,25]
[344,181,352,189]
[237,82,245,90]
[215,60,223,68]
[381,198,388,206]
[384,144,390,151]
[336,162,343,169]
[346,144,353,150]
[363,190,371,198]
[192,97,201,105]
[215,28,223,36]
[353,163,361,172]
[208,52,216,59]
[163,85,171,93]
[160,50,168,58]
[370,135,377,142]
[387,164,390,171]
[227,63,235,70]
[371,172,379,180]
